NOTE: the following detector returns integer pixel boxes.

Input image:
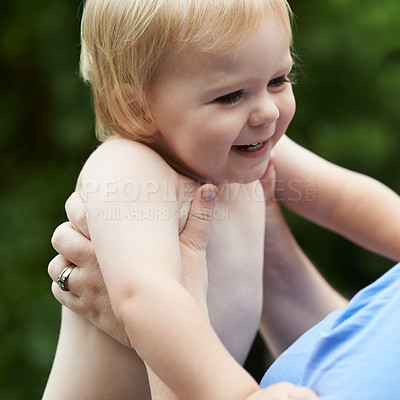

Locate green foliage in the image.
[0,1,96,397]
[1,0,400,395]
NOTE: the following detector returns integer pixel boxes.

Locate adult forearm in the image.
[327,173,400,261]
[261,201,347,357]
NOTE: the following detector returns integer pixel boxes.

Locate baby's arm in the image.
[46,184,217,400]
[47,176,318,400]
[274,135,400,261]
[80,139,263,400]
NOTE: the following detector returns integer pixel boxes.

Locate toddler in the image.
[44,0,400,399]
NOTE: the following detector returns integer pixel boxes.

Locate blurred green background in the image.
[1,0,400,397]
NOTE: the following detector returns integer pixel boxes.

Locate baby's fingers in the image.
[252,383,319,400]
[289,386,319,400]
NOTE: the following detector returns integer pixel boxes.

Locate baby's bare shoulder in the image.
[77,137,179,190]
[88,138,173,172]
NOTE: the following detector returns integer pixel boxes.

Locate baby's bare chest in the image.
[205,186,266,364]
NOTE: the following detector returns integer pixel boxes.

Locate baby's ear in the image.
[113,83,158,138]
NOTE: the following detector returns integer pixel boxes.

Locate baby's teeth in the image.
[233,142,263,151]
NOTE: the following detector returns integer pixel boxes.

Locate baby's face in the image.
[148,17,296,184]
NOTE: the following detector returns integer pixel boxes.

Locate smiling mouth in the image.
[232,141,267,152]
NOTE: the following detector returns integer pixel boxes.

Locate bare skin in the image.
[44,145,278,400]
[46,163,343,400]
[44,7,400,399]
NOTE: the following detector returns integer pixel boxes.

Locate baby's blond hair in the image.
[80,0,292,142]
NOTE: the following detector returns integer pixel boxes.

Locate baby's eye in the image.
[215,90,244,105]
[268,75,291,88]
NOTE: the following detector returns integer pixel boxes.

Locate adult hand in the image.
[48,184,218,347]
[48,191,132,344]
[179,184,218,316]
[261,152,277,203]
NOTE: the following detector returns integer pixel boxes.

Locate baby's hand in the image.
[248,383,319,400]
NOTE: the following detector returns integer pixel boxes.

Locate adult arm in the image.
[260,161,347,357]
[274,135,400,261]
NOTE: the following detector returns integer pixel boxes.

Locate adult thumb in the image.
[179,184,218,252]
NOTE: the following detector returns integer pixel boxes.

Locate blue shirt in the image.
[260,262,400,399]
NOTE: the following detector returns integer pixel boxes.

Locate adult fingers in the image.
[51,221,96,268]
[48,254,84,296]
[179,184,218,252]
[48,254,70,282]
[51,279,80,310]
[259,152,277,202]
[65,191,90,239]
[48,253,81,310]
[48,253,105,315]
